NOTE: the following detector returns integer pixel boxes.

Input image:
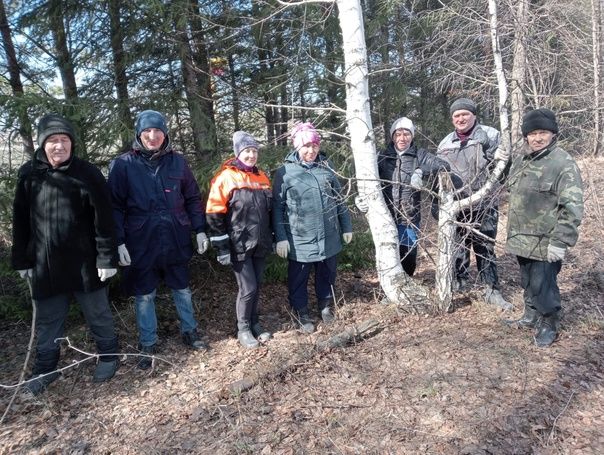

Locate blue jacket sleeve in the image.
[271,167,288,242]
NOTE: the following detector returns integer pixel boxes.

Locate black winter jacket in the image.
[11,149,118,299]
[378,142,450,226]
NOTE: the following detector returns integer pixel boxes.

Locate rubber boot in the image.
[297,308,315,334]
[137,344,156,370]
[505,303,538,329]
[237,329,260,349]
[182,330,209,351]
[534,313,560,347]
[318,298,335,324]
[484,287,513,311]
[93,359,119,383]
[25,350,61,396]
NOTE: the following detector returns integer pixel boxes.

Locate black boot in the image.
[318,298,335,324]
[25,350,61,395]
[93,359,119,383]
[182,330,209,351]
[534,313,560,347]
[296,308,315,334]
[505,304,538,329]
[137,344,156,370]
[94,337,119,382]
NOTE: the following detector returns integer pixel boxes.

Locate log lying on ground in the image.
[227,319,382,395]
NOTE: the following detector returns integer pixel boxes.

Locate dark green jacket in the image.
[505,144,583,261]
[272,150,352,263]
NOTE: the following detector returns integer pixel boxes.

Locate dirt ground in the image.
[1,157,603,454]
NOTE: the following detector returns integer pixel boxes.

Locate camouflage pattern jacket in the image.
[505,144,583,261]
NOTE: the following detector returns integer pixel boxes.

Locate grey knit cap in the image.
[233,131,260,156]
[37,114,75,147]
[449,98,477,115]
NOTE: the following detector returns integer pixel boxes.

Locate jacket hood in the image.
[34,145,74,171]
[132,134,172,159]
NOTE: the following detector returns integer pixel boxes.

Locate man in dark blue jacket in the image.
[108,110,209,369]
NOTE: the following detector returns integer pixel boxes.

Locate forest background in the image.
[0,0,603,453]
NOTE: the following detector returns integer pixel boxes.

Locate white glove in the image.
[354,196,369,213]
[17,269,33,279]
[118,244,131,266]
[196,232,209,254]
[276,240,290,258]
[98,268,117,282]
[343,232,353,244]
[547,245,566,262]
[410,169,423,190]
[217,253,231,266]
[493,147,510,161]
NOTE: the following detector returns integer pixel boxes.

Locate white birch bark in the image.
[336,0,431,307]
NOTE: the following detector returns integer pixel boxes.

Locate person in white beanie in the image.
[356,116,450,276]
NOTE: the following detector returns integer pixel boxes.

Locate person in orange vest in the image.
[206,132,273,349]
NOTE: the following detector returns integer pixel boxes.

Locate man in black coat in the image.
[11,114,120,395]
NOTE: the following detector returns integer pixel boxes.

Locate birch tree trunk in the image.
[336,0,431,307]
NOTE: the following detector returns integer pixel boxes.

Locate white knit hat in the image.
[389,117,415,139]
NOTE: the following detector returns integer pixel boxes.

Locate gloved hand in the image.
[410,169,423,190]
[118,244,131,266]
[98,268,117,282]
[217,253,231,266]
[547,244,566,262]
[354,196,369,213]
[342,232,353,244]
[276,240,290,258]
[196,232,209,254]
[17,269,33,279]
[493,147,510,161]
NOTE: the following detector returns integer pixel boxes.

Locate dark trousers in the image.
[517,256,562,316]
[455,206,499,288]
[399,245,417,277]
[232,256,266,330]
[287,256,337,312]
[33,287,119,373]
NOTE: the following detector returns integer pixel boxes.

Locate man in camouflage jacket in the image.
[505,108,583,347]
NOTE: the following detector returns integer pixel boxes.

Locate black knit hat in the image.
[37,114,75,147]
[135,110,168,137]
[449,98,477,115]
[521,108,559,137]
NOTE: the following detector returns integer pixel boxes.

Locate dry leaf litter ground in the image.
[1,157,603,454]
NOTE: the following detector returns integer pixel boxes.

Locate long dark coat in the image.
[11,149,118,299]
